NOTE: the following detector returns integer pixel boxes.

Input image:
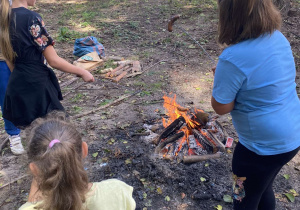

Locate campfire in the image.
[152,94,227,163]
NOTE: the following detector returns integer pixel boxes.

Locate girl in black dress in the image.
[0,0,95,128]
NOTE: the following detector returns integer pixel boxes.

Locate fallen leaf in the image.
[143,192,147,199]
[290,189,299,197]
[181,192,186,199]
[205,163,209,167]
[165,196,170,202]
[144,199,152,207]
[200,177,206,182]
[92,152,98,158]
[284,193,295,202]
[157,187,162,194]
[133,170,140,176]
[283,174,290,180]
[125,159,132,164]
[223,194,233,203]
[108,138,115,145]
[215,205,222,210]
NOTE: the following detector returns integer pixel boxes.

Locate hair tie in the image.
[49,139,60,148]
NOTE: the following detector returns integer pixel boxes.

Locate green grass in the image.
[56,27,88,42]
[72,105,82,113]
[82,11,97,22]
[71,93,83,103]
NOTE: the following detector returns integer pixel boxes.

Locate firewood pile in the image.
[100,60,142,82]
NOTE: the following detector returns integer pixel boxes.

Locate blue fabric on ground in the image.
[73,36,105,57]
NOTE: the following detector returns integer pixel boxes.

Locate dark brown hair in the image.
[0,0,15,63]
[27,112,88,210]
[217,0,282,46]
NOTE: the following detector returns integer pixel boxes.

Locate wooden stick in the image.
[130,132,151,137]
[63,82,85,97]
[155,132,184,154]
[113,60,133,65]
[0,136,9,152]
[112,66,132,77]
[60,77,79,88]
[114,71,128,82]
[0,174,30,189]
[132,61,141,72]
[105,64,125,77]
[73,92,137,119]
[142,60,168,73]
[125,72,143,78]
[152,116,185,145]
[183,153,221,163]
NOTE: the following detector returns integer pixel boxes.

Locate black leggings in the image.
[232,142,300,210]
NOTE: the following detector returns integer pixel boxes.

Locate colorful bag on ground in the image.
[73,36,105,57]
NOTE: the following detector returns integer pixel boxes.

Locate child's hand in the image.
[80,70,95,82]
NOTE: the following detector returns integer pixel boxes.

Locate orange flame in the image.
[162,94,204,129]
[162,94,206,156]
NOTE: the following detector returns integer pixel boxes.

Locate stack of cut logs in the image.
[100,60,142,82]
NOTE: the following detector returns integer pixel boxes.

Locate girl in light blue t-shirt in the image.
[211,0,300,209]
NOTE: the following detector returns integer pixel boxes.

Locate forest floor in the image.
[0,0,300,209]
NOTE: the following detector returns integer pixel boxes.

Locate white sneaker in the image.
[9,135,26,155]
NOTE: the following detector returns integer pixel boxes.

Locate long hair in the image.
[0,0,15,63]
[217,0,282,46]
[27,112,89,210]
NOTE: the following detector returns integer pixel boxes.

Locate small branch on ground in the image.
[0,174,30,190]
[0,137,9,152]
[63,82,85,97]
[60,77,79,88]
[72,91,140,119]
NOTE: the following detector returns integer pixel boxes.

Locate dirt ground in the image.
[1,0,300,209]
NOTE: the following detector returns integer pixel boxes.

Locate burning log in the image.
[155,131,184,154]
[206,130,225,152]
[152,116,186,145]
[188,135,207,155]
[193,112,209,126]
[193,129,217,153]
[183,153,221,163]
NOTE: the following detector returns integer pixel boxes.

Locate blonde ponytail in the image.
[27,112,89,210]
[0,0,15,63]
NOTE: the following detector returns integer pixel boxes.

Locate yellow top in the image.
[19,179,136,210]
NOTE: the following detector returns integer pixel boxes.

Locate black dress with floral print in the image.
[3,7,64,128]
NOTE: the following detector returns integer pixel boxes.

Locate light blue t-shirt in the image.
[212,30,300,155]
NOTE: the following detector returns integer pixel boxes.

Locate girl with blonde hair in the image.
[20,112,136,210]
[0,0,94,128]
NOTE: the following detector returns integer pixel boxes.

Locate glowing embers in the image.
[154,94,226,163]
